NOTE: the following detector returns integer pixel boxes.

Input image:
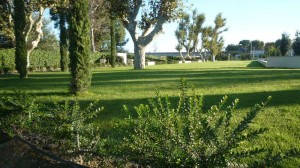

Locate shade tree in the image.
[201,13,227,62]
[279,33,292,56]
[109,0,185,69]
[292,31,300,56]
[175,10,205,61]
[68,0,92,94]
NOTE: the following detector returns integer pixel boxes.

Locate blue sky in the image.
[124,0,300,52]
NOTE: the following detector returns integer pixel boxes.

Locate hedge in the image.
[0,49,111,71]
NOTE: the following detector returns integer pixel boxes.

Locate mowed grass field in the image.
[1,61,300,165]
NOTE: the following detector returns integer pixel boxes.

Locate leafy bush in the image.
[40,100,103,152]
[0,90,38,135]
[117,79,274,167]
[0,91,103,156]
[0,49,15,69]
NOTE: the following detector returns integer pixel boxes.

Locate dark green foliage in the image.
[0,91,102,153]
[0,90,38,136]
[119,79,272,167]
[292,31,300,56]
[279,33,292,56]
[68,0,92,94]
[40,100,103,152]
[0,0,14,48]
[110,17,117,68]
[0,49,114,71]
[13,0,27,78]
[59,10,69,72]
[0,48,15,71]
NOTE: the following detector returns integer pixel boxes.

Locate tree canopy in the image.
[279,33,292,56]
[292,31,300,56]
[175,10,205,60]
[109,0,185,69]
[202,13,227,62]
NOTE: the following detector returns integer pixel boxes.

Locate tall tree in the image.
[13,0,27,78]
[98,19,128,52]
[292,31,300,56]
[69,0,92,94]
[202,13,227,62]
[109,0,184,69]
[89,0,102,52]
[50,0,69,72]
[279,33,292,56]
[110,17,117,68]
[58,9,69,72]
[175,10,205,61]
[238,40,250,53]
[264,42,280,56]
[251,40,264,50]
[35,18,59,51]
[225,44,239,52]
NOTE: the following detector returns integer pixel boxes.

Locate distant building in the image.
[145,52,202,57]
[250,50,265,58]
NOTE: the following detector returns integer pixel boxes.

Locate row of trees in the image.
[226,31,300,57]
[175,10,227,62]
[2,0,187,94]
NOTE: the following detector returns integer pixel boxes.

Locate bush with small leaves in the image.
[118,79,274,167]
[40,100,103,153]
[0,90,38,135]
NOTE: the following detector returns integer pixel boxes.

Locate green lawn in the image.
[1,61,300,166]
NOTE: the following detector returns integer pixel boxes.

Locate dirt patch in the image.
[0,132,86,168]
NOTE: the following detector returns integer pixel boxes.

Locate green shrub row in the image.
[0,49,117,72]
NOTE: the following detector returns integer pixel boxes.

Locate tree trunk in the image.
[90,26,96,52]
[25,6,45,67]
[179,50,185,62]
[212,55,216,62]
[134,43,146,69]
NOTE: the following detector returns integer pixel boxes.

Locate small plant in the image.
[0,90,38,135]
[119,79,273,167]
[41,100,103,154]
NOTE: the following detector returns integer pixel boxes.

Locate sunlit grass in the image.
[1,61,300,166]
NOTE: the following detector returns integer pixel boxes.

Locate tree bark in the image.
[134,43,146,69]
[89,0,100,52]
[212,55,216,62]
[25,6,45,67]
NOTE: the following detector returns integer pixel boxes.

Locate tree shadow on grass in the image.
[246,61,266,68]
[80,89,300,122]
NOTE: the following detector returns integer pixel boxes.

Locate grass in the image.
[1,60,300,166]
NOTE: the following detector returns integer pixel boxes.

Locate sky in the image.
[124,0,300,52]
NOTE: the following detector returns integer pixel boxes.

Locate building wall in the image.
[267,56,300,68]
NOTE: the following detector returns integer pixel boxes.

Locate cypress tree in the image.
[68,0,92,94]
[13,0,27,78]
[292,31,300,56]
[110,17,117,68]
[59,10,69,72]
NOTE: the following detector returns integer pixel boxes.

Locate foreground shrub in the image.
[0,91,102,157]
[119,79,274,167]
[0,91,38,135]
[41,100,103,153]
